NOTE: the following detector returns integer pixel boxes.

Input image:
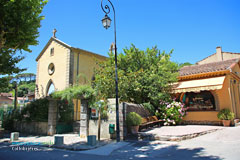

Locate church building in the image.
[35,30,107,121]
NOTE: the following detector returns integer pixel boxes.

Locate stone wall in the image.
[87,100,151,140]
[122,102,151,117]
[13,121,48,135]
[120,102,151,139]
[88,119,115,139]
[88,98,116,139]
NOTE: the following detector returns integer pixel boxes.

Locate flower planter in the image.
[131,126,139,134]
[222,120,231,127]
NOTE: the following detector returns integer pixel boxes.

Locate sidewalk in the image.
[0,125,226,152]
[0,133,113,151]
[139,125,225,141]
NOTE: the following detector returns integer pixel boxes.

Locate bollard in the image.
[87,135,96,146]
[10,132,19,142]
[54,136,64,145]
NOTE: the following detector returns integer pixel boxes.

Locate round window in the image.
[48,63,55,75]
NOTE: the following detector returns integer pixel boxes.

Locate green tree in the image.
[0,0,47,76]
[93,44,179,108]
[0,76,12,93]
[17,82,35,97]
[178,62,192,68]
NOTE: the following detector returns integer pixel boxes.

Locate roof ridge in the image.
[223,52,240,54]
[36,37,107,61]
[196,53,216,64]
[184,58,240,68]
[179,58,240,77]
[52,37,72,48]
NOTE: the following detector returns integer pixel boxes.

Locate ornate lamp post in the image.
[101,0,120,142]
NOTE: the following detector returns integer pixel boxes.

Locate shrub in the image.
[142,102,155,115]
[126,112,142,126]
[21,98,49,122]
[2,107,21,130]
[217,109,235,120]
[158,100,186,125]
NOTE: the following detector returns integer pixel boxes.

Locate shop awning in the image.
[172,76,226,93]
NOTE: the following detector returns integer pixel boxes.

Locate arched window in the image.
[180,91,216,111]
[46,80,55,96]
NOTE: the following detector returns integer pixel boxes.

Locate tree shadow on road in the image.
[111,141,221,160]
[156,145,220,160]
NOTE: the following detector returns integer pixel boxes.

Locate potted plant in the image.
[126,112,142,134]
[217,109,235,127]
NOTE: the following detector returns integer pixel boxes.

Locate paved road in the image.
[0,126,239,160]
[111,126,240,160]
[0,144,110,160]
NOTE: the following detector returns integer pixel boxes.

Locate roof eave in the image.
[35,37,72,61]
[178,70,230,81]
[71,47,108,59]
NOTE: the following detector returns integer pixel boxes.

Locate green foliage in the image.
[0,0,47,75]
[52,85,95,103]
[126,112,142,126]
[142,102,155,115]
[0,73,36,94]
[93,44,179,108]
[178,62,192,68]
[157,100,186,125]
[2,98,74,131]
[101,110,108,120]
[217,109,235,120]
[20,98,49,122]
[17,82,35,97]
[57,100,74,123]
[0,76,11,92]
[2,107,22,130]
[0,49,25,75]
[92,100,107,111]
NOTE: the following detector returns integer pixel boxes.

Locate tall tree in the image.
[0,0,47,75]
[93,44,179,108]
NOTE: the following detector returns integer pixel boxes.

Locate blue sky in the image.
[18,0,240,74]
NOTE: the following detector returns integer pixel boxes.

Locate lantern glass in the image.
[102,15,111,29]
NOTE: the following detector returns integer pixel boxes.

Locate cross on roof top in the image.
[53,29,57,38]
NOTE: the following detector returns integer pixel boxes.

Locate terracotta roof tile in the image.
[0,93,12,97]
[179,58,240,76]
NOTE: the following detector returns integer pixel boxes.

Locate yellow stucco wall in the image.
[36,40,70,98]
[72,49,107,85]
[184,111,219,121]
[71,50,106,121]
[230,64,240,118]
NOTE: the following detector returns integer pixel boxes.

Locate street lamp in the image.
[101,15,111,29]
[101,0,120,142]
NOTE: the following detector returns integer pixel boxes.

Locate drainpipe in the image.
[230,69,239,117]
[229,79,237,117]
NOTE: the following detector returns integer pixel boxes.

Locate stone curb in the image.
[40,140,112,151]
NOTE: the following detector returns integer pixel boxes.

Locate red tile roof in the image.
[0,93,12,97]
[179,58,240,76]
